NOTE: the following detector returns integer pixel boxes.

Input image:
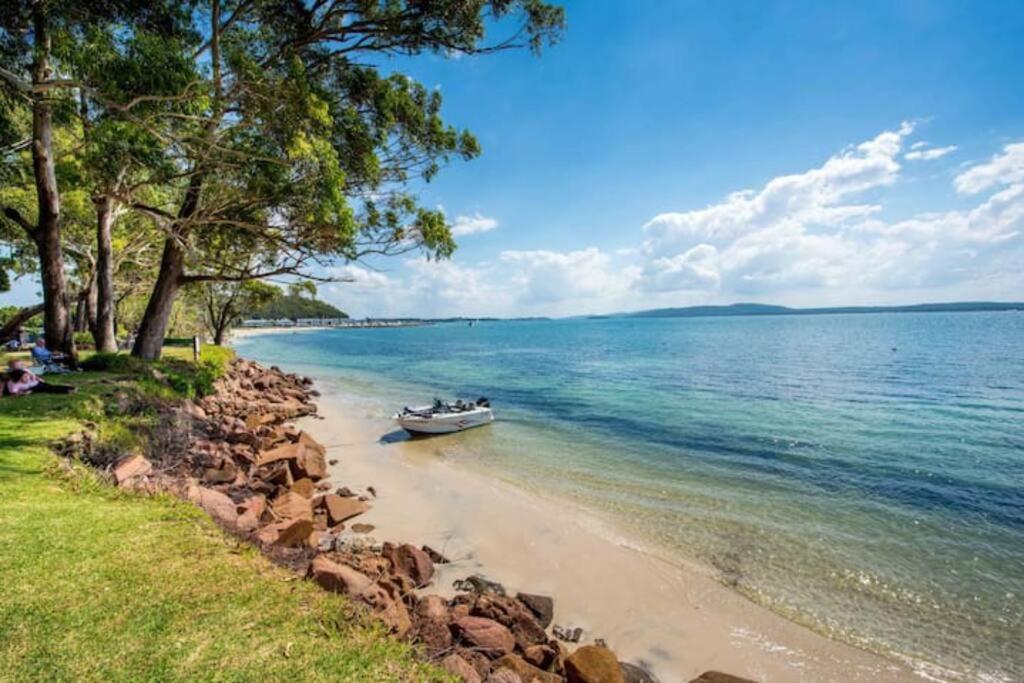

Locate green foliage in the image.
[246,293,347,320]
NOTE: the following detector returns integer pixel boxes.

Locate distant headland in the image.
[606,301,1024,320]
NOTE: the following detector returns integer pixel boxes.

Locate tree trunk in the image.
[131,237,186,360]
[74,288,88,333]
[93,196,117,352]
[31,6,75,358]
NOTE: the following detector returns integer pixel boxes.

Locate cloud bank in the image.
[326,125,1024,318]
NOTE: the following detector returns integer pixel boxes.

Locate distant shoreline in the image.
[610,300,1024,320]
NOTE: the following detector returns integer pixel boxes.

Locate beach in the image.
[300,390,920,683]
[235,313,1023,683]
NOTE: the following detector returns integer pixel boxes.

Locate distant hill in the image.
[245,294,347,321]
[622,301,1024,319]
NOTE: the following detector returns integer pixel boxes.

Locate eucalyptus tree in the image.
[0,0,190,356]
[127,0,565,359]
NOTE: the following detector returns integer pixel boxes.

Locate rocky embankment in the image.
[88,358,755,683]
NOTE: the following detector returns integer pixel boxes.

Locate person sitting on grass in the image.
[30,337,73,373]
[2,359,76,396]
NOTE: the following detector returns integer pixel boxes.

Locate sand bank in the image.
[301,392,925,683]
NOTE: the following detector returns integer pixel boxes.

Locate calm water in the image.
[237,312,1024,681]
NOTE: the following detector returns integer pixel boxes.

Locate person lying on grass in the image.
[2,359,76,397]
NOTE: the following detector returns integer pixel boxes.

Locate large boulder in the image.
[271,491,313,521]
[255,517,313,547]
[451,616,516,657]
[470,594,548,650]
[321,494,370,525]
[187,485,238,528]
[113,454,152,485]
[564,645,625,683]
[310,556,374,595]
[516,593,554,628]
[383,542,435,588]
[441,654,482,683]
[687,673,757,683]
[492,654,562,683]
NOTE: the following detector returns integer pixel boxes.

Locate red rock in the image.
[256,442,304,466]
[188,485,238,528]
[297,431,325,455]
[350,523,375,534]
[310,556,375,595]
[486,670,522,683]
[272,491,313,521]
[113,454,152,485]
[452,616,516,656]
[294,447,327,480]
[687,674,756,683]
[236,495,266,532]
[565,646,625,683]
[290,478,315,498]
[522,644,558,671]
[416,595,450,621]
[255,517,313,547]
[516,593,554,628]
[321,494,370,525]
[383,543,434,588]
[441,654,482,683]
[202,459,237,484]
[493,654,561,683]
[471,594,548,650]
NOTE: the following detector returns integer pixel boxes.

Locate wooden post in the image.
[193,335,201,362]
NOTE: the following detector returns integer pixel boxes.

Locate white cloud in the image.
[905,145,957,161]
[450,213,499,236]
[954,143,1024,194]
[323,127,1024,318]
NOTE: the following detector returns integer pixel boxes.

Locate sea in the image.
[235,311,1024,682]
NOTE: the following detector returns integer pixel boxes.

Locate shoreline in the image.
[299,385,926,683]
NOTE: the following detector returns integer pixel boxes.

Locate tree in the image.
[0,0,189,357]
[126,0,565,359]
[193,278,278,345]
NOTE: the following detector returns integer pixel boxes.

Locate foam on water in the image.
[237,312,1024,681]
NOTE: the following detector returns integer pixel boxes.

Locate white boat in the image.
[394,398,494,434]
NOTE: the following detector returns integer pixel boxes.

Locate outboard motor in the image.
[476,397,490,408]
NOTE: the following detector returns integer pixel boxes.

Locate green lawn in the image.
[0,361,446,682]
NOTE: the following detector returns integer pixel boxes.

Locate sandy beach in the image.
[300,390,926,683]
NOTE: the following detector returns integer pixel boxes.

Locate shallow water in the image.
[236,312,1024,681]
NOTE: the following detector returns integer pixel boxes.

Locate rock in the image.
[202,459,237,484]
[383,543,434,588]
[451,616,516,657]
[441,654,482,683]
[422,545,450,564]
[290,477,315,498]
[687,674,757,683]
[620,662,660,683]
[416,595,450,621]
[236,495,266,532]
[294,446,327,480]
[564,645,625,683]
[256,442,304,466]
[321,494,370,525]
[335,486,355,497]
[350,523,375,534]
[297,430,325,455]
[486,670,522,683]
[188,485,238,528]
[522,644,558,671]
[255,517,313,547]
[492,654,561,683]
[453,574,506,596]
[310,556,374,595]
[113,454,152,485]
[366,485,377,497]
[553,625,583,643]
[516,593,554,628]
[470,594,548,649]
[328,459,338,466]
[271,491,314,521]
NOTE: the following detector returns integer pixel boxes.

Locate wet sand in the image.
[301,392,924,683]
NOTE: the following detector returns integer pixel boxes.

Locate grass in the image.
[0,353,448,682]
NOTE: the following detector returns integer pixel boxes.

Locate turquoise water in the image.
[237,312,1024,681]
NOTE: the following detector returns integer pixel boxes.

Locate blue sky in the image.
[6,1,1024,318]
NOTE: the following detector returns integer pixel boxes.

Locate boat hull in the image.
[396,408,494,434]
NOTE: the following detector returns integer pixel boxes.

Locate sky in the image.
[6,1,1024,318]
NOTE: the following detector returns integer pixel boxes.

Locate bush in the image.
[73,331,95,349]
[79,352,147,374]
